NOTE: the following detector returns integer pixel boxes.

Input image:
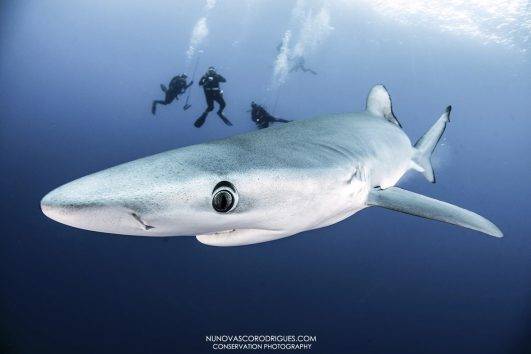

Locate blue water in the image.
[1,1,530,353]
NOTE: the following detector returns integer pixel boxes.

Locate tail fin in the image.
[413,106,451,183]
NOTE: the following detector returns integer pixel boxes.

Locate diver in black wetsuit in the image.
[151,74,193,115]
[250,102,291,129]
[194,67,232,128]
[289,56,317,75]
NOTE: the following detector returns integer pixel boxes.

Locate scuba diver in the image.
[194,67,232,128]
[250,102,291,129]
[289,56,317,75]
[275,42,317,76]
[151,74,193,115]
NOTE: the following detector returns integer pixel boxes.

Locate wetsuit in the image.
[194,72,232,127]
[251,104,290,129]
[152,76,192,115]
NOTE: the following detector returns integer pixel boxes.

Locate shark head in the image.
[41,141,360,246]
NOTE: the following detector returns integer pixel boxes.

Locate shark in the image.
[41,85,503,246]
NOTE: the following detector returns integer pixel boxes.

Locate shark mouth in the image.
[131,213,155,230]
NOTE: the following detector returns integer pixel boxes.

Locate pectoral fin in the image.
[367,187,503,238]
[196,229,290,246]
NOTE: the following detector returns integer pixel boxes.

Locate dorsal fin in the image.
[366,85,401,127]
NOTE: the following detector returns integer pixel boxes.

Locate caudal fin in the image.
[412,106,451,183]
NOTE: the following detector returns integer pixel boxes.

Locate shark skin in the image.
[41,85,502,246]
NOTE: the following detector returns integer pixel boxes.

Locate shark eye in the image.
[212,181,238,213]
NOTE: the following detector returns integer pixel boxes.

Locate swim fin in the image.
[218,112,233,126]
[194,114,207,128]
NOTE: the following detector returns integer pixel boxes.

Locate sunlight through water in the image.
[355,0,530,51]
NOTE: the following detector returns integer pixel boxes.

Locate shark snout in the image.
[40,152,225,237]
[41,187,109,230]
[40,181,157,235]
[41,188,88,223]
[41,192,68,222]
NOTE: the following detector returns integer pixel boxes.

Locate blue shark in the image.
[41,85,502,246]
